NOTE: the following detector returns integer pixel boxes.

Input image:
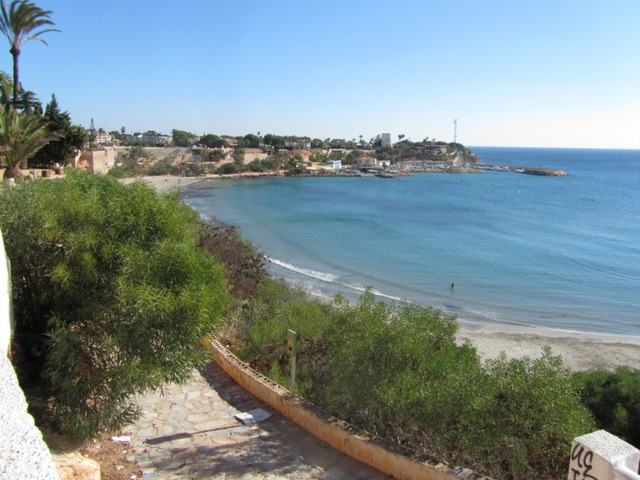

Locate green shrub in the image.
[0,171,229,437]
[108,146,150,178]
[573,367,640,447]
[199,220,267,299]
[216,162,237,175]
[232,287,595,479]
[233,279,334,398]
[476,350,594,478]
[148,158,173,176]
[319,291,485,453]
[246,159,265,172]
[172,161,203,177]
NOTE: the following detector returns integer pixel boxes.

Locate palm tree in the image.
[0,108,58,179]
[0,0,59,108]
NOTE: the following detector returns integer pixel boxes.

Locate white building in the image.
[94,131,113,146]
[381,133,391,147]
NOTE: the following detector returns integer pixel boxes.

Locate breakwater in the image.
[481,164,569,176]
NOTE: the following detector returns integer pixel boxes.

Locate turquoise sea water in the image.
[182,147,640,336]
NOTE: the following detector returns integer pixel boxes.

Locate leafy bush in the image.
[216,162,237,175]
[108,146,151,178]
[199,219,267,299]
[108,156,146,178]
[148,158,173,176]
[246,159,265,172]
[476,350,594,478]
[203,148,226,162]
[0,171,229,437]
[573,367,640,447]
[236,279,334,398]
[172,161,203,177]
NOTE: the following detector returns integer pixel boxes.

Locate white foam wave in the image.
[267,257,338,283]
[370,288,404,302]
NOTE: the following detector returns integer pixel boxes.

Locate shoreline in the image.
[136,174,640,372]
[120,174,209,192]
[456,322,640,371]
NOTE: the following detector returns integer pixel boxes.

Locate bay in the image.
[182,147,640,336]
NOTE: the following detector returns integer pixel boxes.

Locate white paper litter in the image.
[234,408,272,425]
[111,435,131,443]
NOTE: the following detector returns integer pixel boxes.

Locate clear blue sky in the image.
[4,0,640,148]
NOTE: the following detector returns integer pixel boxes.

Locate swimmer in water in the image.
[451,282,455,290]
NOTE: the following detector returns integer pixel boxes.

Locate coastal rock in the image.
[520,167,569,176]
[54,453,100,480]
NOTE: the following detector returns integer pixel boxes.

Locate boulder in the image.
[54,453,100,480]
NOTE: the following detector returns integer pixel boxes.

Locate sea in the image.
[182,147,640,337]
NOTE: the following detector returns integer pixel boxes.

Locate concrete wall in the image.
[0,231,11,357]
[73,149,111,174]
[80,150,108,174]
[243,151,268,163]
[0,230,59,479]
[569,430,640,479]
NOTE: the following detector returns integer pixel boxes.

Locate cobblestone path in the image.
[129,362,391,479]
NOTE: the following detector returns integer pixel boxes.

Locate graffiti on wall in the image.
[569,443,598,480]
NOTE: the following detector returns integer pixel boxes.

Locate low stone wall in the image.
[204,338,482,480]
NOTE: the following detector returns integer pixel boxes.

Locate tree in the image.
[16,87,40,113]
[172,128,193,147]
[200,134,227,148]
[30,94,84,167]
[263,133,285,150]
[232,148,245,170]
[310,138,325,149]
[0,108,57,178]
[0,0,59,108]
[237,133,260,148]
[345,149,363,165]
[573,367,640,447]
[203,148,225,162]
[0,68,40,113]
[0,172,230,437]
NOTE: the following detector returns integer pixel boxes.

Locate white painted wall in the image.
[0,230,10,357]
[0,229,59,479]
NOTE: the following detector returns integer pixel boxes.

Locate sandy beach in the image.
[120,172,277,193]
[457,323,640,371]
[120,174,208,192]
[132,174,640,372]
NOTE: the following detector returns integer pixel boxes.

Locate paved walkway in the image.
[129,362,391,479]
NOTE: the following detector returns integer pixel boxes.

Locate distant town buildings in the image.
[122,133,172,146]
[381,133,392,147]
[357,156,378,168]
